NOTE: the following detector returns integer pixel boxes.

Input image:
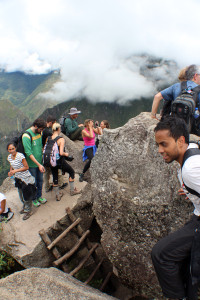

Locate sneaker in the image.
[33,199,41,207]
[79,173,84,182]
[56,191,63,201]
[19,208,25,214]
[7,212,14,221]
[23,211,33,220]
[45,186,53,193]
[59,183,68,190]
[38,197,47,204]
[70,188,81,196]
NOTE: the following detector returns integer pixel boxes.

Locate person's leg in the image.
[151,215,200,299]
[21,182,33,220]
[58,169,68,189]
[44,167,52,192]
[60,159,80,196]
[36,167,46,204]
[29,167,46,205]
[51,166,63,201]
[18,188,25,213]
[69,127,84,141]
[79,148,94,182]
[29,167,40,206]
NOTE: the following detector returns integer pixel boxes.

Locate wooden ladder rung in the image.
[39,229,69,273]
[47,218,81,250]
[84,258,104,285]
[99,272,112,291]
[53,230,90,267]
[66,207,92,249]
[70,243,99,276]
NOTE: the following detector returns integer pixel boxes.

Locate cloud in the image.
[0,0,200,102]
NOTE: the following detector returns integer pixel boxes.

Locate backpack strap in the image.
[54,136,61,143]
[23,131,32,143]
[180,81,187,92]
[181,147,200,197]
[192,85,200,104]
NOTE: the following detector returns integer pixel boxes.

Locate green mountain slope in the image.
[0,71,60,122]
[40,97,152,129]
[20,72,59,120]
[0,99,30,137]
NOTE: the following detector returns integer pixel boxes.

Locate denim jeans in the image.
[29,167,43,199]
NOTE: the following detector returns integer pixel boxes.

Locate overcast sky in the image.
[1,0,200,103]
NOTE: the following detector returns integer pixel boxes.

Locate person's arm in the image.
[82,122,94,138]
[58,138,69,157]
[65,118,78,134]
[151,92,163,119]
[22,133,45,173]
[93,127,99,134]
[0,199,6,214]
[97,127,103,135]
[8,158,29,176]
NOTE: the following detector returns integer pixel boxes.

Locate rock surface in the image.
[91,112,194,298]
[0,267,117,300]
[0,175,86,268]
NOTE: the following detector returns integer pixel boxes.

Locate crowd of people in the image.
[2,64,200,299]
[0,108,110,222]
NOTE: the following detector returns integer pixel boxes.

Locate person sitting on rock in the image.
[79,119,99,182]
[64,107,84,141]
[0,192,14,222]
[50,123,81,199]
[7,142,36,220]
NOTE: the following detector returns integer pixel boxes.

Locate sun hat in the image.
[68,107,81,115]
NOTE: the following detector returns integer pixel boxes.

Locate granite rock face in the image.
[0,267,117,300]
[91,112,193,298]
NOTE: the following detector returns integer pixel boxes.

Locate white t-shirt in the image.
[181,143,200,216]
[0,192,8,214]
[7,152,35,185]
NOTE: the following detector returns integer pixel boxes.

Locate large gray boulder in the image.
[91,112,193,298]
[0,267,117,300]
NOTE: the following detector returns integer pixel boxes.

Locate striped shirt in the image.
[7,152,35,185]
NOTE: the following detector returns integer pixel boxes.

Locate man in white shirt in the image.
[151,116,200,300]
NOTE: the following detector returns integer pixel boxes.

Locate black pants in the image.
[83,148,94,174]
[151,215,200,299]
[51,157,75,185]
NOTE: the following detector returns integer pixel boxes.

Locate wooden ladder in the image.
[39,207,112,291]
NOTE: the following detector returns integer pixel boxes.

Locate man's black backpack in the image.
[13,131,32,156]
[162,81,200,133]
[58,116,67,135]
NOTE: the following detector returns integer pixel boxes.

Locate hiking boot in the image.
[79,173,84,182]
[70,188,81,196]
[23,211,33,220]
[7,212,14,221]
[38,197,47,204]
[33,199,40,207]
[56,191,63,201]
[45,186,53,193]
[59,183,68,190]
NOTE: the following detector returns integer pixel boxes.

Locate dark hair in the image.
[185,64,200,80]
[7,141,17,150]
[47,115,56,123]
[32,118,46,129]
[102,120,110,129]
[154,116,189,144]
